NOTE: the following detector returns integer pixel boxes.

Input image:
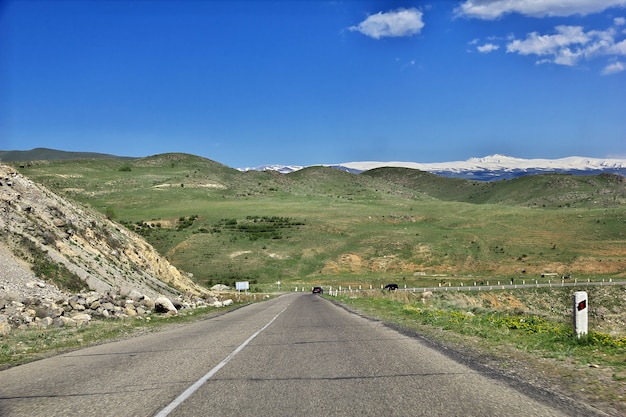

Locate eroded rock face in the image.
[0,163,233,334]
[0,163,211,300]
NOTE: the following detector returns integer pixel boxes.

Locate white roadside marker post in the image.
[573,291,588,338]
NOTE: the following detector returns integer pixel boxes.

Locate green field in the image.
[14,153,626,289]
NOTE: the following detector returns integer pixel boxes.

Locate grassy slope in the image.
[363,167,626,207]
[13,154,626,289]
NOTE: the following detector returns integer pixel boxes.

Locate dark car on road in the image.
[312,286,323,294]
[383,283,398,290]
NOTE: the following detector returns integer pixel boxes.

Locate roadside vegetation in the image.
[16,237,88,293]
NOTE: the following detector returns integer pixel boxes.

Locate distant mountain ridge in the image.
[3,148,625,181]
[0,147,135,162]
[242,154,626,180]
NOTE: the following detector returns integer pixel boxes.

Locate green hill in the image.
[0,147,134,162]
[363,167,626,208]
[9,153,626,290]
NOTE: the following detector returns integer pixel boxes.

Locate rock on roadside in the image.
[0,287,232,334]
[0,233,232,335]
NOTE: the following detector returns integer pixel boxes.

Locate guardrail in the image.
[299,279,626,297]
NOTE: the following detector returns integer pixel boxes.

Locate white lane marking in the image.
[154,303,291,417]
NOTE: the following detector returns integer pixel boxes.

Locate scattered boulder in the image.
[141,298,155,310]
[52,218,66,228]
[211,284,230,291]
[54,316,76,328]
[0,288,231,331]
[72,313,91,326]
[127,289,144,302]
[36,317,54,328]
[154,296,177,314]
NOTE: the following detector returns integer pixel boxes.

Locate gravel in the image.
[0,243,67,302]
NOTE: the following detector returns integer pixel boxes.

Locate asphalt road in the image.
[0,293,595,416]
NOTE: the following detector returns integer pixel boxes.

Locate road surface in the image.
[0,293,599,416]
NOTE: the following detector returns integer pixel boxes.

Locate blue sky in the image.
[1,0,625,168]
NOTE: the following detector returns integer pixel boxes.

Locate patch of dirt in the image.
[480,292,526,310]
[229,250,252,258]
[147,218,177,228]
[153,183,226,189]
[322,252,421,274]
[267,252,289,260]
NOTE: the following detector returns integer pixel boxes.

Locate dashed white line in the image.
[154,303,291,417]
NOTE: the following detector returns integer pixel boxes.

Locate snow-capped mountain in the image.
[238,164,304,174]
[240,155,626,181]
[339,155,626,180]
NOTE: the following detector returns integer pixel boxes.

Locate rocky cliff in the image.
[0,163,212,306]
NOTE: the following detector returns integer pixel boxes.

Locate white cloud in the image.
[506,26,589,65]
[456,0,626,20]
[612,38,626,54]
[615,17,626,25]
[602,61,625,74]
[400,59,417,71]
[506,23,626,69]
[477,43,499,53]
[349,8,424,39]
